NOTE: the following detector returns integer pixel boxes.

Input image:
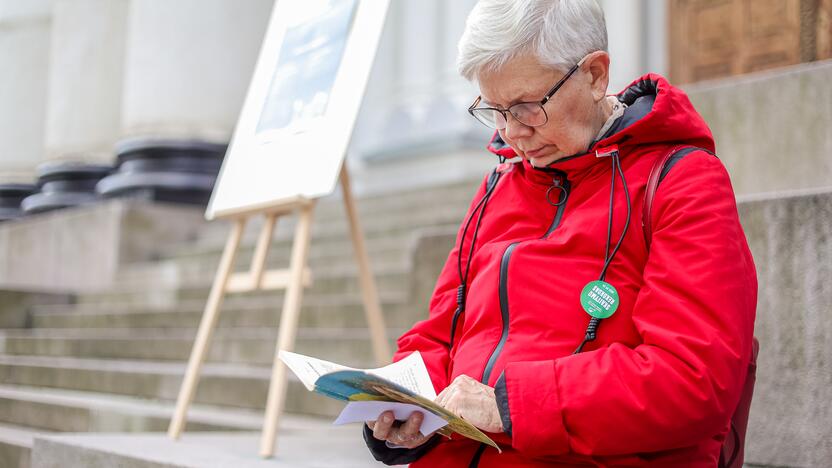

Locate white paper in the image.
[278,350,436,399]
[365,351,437,399]
[278,350,356,391]
[333,401,448,436]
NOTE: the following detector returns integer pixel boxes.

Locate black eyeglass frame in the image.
[467,56,588,130]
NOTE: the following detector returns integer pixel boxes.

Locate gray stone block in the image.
[0,422,43,468]
[738,189,832,467]
[685,60,832,197]
[0,200,208,292]
[408,227,457,316]
[0,440,29,468]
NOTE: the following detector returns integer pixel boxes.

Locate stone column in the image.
[96,0,272,206]
[600,0,647,93]
[44,0,129,164]
[119,0,273,143]
[0,0,52,183]
[17,0,129,215]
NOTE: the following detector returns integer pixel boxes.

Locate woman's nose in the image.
[503,112,532,139]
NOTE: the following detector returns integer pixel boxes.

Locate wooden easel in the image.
[167,164,392,457]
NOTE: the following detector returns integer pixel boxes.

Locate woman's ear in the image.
[585,51,610,102]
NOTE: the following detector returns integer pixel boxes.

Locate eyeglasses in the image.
[467,56,587,130]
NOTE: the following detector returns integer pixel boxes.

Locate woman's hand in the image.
[366,410,436,449]
[435,374,503,433]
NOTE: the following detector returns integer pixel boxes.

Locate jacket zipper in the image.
[480,241,517,385]
[479,173,570,386]
[468,172,569,468]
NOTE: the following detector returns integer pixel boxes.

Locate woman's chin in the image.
[528,153,560,167]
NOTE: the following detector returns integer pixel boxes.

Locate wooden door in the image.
[670,0,805,84]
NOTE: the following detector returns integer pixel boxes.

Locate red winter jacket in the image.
[366,74,757,467]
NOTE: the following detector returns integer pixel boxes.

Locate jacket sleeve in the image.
[497,152,757,457]
[362,423,442,465]
[362,173,493,461]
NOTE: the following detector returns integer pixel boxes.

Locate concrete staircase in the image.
[0,178,481,467]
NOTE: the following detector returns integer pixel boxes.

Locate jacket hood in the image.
[486,73,716,165]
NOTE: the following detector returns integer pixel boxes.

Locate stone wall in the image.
[0,200,208,292]
[738,188,832,467]
[685,60,832,198]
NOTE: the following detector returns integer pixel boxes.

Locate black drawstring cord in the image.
[600,153,631,280]
[603,154,616,273]
[448,284,466,346]
[449,169,501,348]
[574,151,631,355]
[456,193,490,281]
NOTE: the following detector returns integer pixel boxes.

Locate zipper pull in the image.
[546,177,568,206]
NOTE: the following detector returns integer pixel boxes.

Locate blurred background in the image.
[0,1,829,467]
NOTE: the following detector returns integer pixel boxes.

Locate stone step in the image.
[138,255,411,299]
[0,355,350,417]
[30,295,421,330]
[116,235,413,289]
[73,265,413,307]
[0,422,43,468]
[31,428,378,468]
[0,327,403,366]
[161,204,466,264]
[164,218,419,261]
[311,178,478,218]
[0,384,266,433]
[172,178,478,254]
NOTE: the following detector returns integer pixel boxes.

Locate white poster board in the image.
[206,0,390,220]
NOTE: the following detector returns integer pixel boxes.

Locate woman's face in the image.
[477,53,610,167]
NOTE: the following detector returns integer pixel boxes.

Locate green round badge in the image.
[580,281,619,319]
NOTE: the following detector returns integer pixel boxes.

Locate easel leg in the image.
[168,217,247,439]
[260,203,316,457]
[339,165,392,364]
[250,213,278,285]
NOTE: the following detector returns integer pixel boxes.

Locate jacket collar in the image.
[488,127,625,185]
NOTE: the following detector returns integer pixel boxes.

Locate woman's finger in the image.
[371,411,394,441]
[435,387,449,407]
[389,428,427,448]
[399,411,424,439]
[437,384,458,410]
[442,387,460,415]
[437,382,459,407]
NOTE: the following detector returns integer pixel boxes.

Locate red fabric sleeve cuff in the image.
[504,360,570,456]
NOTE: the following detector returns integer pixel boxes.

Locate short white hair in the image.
[457,0,608,81]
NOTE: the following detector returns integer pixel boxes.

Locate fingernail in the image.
[383,414,392,423]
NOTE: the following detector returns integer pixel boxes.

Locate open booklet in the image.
[278,350,500,451]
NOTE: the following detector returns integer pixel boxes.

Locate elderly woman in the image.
[363,0,757,466]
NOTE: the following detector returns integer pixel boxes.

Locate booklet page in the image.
[278,350,356,391]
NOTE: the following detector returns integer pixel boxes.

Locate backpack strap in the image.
[642,145,714,249]
[642,145,756,468]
